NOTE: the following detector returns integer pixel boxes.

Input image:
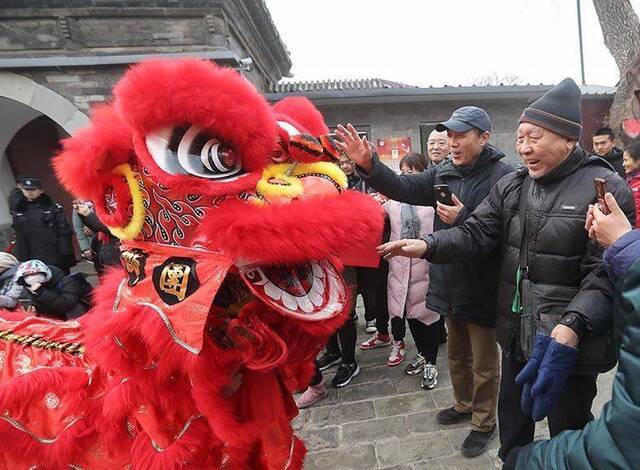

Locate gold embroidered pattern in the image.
[0,330,85,356]
[121,249,148,286]
[150,414,204,452]
[138,302,200,354]
[158,263,191,302]
[0,411,83,444]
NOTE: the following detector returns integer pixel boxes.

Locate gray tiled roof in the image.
[269,78,416,93]
[269,80,615,96]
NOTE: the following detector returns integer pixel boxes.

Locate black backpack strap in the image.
[512,175,532,314]
[518,175,532,273]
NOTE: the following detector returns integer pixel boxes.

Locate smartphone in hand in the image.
[594,178,610,215]
[434,184,454,206]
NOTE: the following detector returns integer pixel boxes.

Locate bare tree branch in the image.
[593,0,640,74]
[592,0,640,137]
[472,72,523,86]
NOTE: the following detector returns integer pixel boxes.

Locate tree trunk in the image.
[592,0,640,138]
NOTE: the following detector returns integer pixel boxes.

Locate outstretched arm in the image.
[378,180,506,262]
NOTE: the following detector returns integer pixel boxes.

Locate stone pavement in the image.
[296,311,615,470]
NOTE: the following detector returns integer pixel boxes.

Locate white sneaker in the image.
[421,363,438,390]
[387,341,406,366]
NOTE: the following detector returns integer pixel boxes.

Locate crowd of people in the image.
[1,176,120,319]
[296,78,639,467]
[1,77,639,468]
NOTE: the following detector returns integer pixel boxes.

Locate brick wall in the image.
[0,0,292,105]
[316,99,531,167]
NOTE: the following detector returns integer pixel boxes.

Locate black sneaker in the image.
[436,406,472,425]
[331,363,360,388]
[317,351,342,371]
[421,363,438,390]
[461,426,496,458]
[404,354,426,376]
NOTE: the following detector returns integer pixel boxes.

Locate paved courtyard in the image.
[296,306,615,470]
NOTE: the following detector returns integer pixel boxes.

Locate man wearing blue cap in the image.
[336,106,513,457]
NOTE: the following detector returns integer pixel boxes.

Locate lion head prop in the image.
[0,59,383,469]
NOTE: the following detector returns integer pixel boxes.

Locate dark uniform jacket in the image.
[11,193,75,272]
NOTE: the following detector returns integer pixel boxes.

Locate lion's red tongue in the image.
[239,260,347,321]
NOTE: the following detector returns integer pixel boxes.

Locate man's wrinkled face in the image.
[516,123,575,178]
[592,134,615,157]
[338,154,355,176]
[447,129,488,167]
[19,186,43,201]
[427,130,449,164]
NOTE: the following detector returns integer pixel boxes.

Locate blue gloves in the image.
[530,339,578,421]
[515,332,579,422]
[515,333,552,414]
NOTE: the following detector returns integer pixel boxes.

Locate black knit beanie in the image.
[519,78,582,141]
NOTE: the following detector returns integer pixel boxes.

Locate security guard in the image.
[11,176,75,273]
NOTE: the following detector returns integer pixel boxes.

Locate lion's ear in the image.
[54,104,132,198]
[54,104,143,241]
[272,97,329,136]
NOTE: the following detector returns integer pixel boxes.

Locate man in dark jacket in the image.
[335,106,513,457]
[592,127,625,177]
[378,79,636,461]
[11,177,75,273]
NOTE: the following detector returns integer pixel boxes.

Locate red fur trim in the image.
[190,352,259,452]
[228,304,288,371]
[0,367,101,467]
[272,97,329,136]
[114,59,278,193]
[287,437,307,470]
[130,417,211,469]
[54,104,132,200]
[196,190,384,264]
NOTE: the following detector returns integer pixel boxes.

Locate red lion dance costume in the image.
[0,59,382,469]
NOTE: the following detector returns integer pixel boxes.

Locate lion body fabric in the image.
[0,59,383,469]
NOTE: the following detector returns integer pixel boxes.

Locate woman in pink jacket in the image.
[384,153,441,389]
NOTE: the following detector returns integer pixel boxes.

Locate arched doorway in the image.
[6,115,72,220]
[0,72,89,246]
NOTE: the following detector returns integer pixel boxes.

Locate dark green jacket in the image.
[514,230,640,469]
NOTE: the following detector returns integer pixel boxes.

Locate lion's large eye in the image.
[145,125,242,180]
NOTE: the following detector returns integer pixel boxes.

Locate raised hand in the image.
[334,123,373,172]
[377,239,427,260]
